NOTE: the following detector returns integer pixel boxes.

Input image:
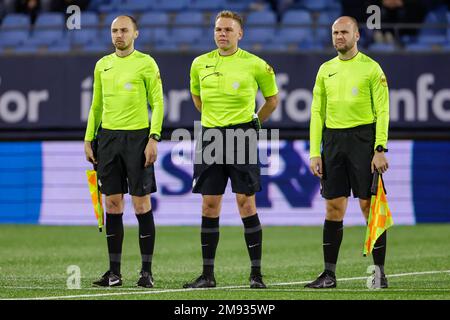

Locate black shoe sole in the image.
[183,284,216,289]
[137,284,153,288]
[304,284,336,289]
[183,285,216,289]
[250,285,267,289]
[92,282,122,287]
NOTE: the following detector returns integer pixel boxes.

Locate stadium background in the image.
[0,0,449,227]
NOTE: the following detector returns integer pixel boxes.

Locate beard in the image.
[114,41,129,50]
[334,42,353,54]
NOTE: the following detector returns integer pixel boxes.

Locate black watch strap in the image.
[149,133,161,142]
[376,145,388,152]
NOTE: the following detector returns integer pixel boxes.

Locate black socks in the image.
[136,210,156,274]
[372,231,387,274]
[106,213,124,275]
[242,214,263,276]
[201,216,220,276]
[323,220,344,276]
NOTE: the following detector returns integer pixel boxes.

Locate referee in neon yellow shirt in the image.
[84,16,164,288]
[183,11,278,289]
[306,17,390,289]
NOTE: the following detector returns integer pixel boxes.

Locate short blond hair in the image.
[215,10,243,29]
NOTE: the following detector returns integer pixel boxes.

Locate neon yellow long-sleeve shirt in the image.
[84,50,164,141]
[309,52,389,158]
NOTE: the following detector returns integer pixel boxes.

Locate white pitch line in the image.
[1,269,449,300]
[228,288,450,292]
[0,286,151,291]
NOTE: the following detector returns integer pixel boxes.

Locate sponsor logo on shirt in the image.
[380,74,388,87]
[265,63,274,74]
[124,82,133,90]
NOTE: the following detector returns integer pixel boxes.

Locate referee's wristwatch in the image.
[149,133,161,142]
[375,145,388,153]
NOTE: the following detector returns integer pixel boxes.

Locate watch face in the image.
[376,146,383,152]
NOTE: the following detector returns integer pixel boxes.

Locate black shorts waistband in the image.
[203,121,254,130]
[100,128,149,135]
[324,123,375,133]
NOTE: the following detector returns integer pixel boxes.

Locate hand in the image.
[252,114,261,131]
[84,141,97,164]
[144,138,158,167]
[371,152,389,174]
[310,157,323,178]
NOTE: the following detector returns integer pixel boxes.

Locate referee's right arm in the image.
[309,66,326,177]
[190,58,202,112]
[309,66,326,158]
[84,61,103,164]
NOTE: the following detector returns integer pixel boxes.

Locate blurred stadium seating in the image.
[0,0,448,54]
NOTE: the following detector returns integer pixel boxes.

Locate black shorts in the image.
[192,122,261,195]
[96,128,157,196]
[321,123,375,200]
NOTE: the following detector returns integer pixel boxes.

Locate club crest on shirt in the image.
[352,87,359,96]
[232,82,240,90]
[265,63,274,74]
[124,82,133,90]
[380,74,388,87]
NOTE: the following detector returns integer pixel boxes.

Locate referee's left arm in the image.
[254,58,278,122]
[370,64,390,150]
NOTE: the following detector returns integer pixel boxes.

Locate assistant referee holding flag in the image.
[183,11,278,289]
[84,15,164,288]
[306,16,390,289]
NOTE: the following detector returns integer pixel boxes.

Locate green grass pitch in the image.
[0,224,449,300]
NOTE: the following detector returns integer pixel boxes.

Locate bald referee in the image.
[305,16,390,289]
[183,11,278,289]
[84,15,164,288]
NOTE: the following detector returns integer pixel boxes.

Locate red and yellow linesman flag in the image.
[363,171,394,256]
[86,169,104,232]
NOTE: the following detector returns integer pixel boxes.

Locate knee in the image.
[132,196,151,214]
[326,202,344,221]
[134,203,149,214]
[237,200,254,215]
[360,201,371,219]
[202,200,220,217]
[106,197,123,213]
[236,195,256,216]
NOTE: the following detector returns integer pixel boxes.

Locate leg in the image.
[105,194,125,276]
[319,129,349,276]
[305,196,347,289]
[236,193,266,288]
[123,129,159,287]
[323,197,347,274]
[93,194,125,287]
[183,195,222,289]
[359,198,371,221]
[93,130,127,286]
[133,195,155,287]
[201,195,222,275]
[360,198,387,285]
